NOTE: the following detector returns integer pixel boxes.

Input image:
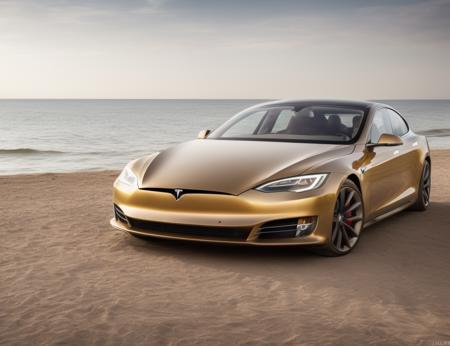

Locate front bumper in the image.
[111,176,342,246]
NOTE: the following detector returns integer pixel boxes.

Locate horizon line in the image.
[1,98,450,101]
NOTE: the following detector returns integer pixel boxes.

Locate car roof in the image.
[254,99,389,110]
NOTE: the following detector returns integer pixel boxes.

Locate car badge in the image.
[174,189,183,200]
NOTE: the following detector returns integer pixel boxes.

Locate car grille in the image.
[126,217,251,240]
[258,218,299,239]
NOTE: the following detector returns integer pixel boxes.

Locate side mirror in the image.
[367,133,403,148]
[197,129,211,139]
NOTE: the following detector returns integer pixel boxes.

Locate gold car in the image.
[111,100,431,256]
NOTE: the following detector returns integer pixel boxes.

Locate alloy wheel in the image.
[331,186,364,252]
[422,162,431,207]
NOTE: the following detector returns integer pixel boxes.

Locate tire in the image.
[410,160,431,211]
[312,179,364,257]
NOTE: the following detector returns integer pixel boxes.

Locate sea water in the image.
[1,99,449,175]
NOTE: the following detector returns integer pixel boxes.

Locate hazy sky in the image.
[1,0,449,99]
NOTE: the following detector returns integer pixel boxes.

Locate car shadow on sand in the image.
[125,201,448,260]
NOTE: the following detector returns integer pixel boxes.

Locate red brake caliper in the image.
[345,211,353,226]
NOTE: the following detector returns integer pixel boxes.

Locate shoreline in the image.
[0,169,120,178]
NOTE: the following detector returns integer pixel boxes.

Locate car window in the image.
[272,109,294,133]
[385,109,408,136]
[221,110,267,137]
[369,110,393,143]
[211,105,366,144]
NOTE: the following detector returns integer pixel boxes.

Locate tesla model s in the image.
[111,100,431,256]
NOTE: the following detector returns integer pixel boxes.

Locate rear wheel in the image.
[313,180,364,256]
[410,160,431,211]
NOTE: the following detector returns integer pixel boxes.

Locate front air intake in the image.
[258,217,316,239]
[258,218,299,239]
[127,217,251,240]
[114,204,130,226]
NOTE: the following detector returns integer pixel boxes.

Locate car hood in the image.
[140,139,354,195]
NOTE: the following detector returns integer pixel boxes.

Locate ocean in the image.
[1,99,449,175]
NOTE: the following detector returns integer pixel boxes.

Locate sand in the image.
[1,151,450,346]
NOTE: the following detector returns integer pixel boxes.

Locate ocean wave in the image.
[0,148,137,156]
[0,148,66,155]
[417,129,450,137]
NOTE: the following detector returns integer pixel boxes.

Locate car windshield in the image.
[209,105,366,144]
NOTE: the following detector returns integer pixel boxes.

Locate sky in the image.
[0,0,449,99]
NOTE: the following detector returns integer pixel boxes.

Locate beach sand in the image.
[1,151,449,345]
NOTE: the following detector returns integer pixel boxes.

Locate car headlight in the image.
[256,174,328,193]
[116,166,138,190]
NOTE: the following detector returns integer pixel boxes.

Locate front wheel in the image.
[313,180,364,256]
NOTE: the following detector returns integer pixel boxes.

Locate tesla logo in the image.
[174,189,183,200]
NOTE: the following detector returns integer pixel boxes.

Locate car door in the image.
[384,108,422,203]
[362,109,414,219]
